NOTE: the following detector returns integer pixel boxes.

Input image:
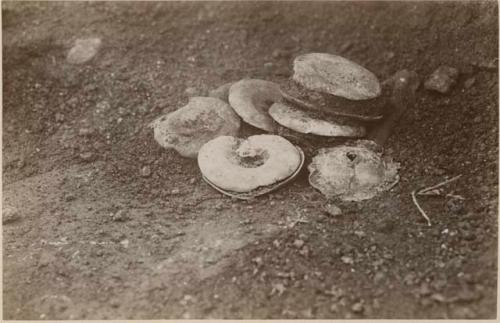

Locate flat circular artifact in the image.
[228,79,283,132]
[269,102,366,137]
[308,140,399,201]
[153,97,240,158]
[293,53,381,101]
[198,135,304,198]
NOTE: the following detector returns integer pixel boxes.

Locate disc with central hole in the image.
[198,134,303,194]
[308,140,400,201]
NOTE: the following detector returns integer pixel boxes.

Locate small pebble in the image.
[341,256,354,265]
[354,230,366,238]
[55,113,65,122]
[252,257,263,266]
[2,206,20,224]
[382,252,394,260]
[271,282,286,296]
[464,77,476,89]
[79,152,94,162]
[324,203,342,217]
[424,66,459,94]
[111,209,128,222]
[140,166,152,178]
[214,202,224,211]
[78,128,94,136]
[351,302,364,313]
[66,37,102,65]
[120,239,129,248]
[293,239,305,248]
[373,271,385,284]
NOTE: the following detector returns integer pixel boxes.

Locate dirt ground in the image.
[2,1,498,319]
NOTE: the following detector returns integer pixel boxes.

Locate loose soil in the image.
[2,1,498,319]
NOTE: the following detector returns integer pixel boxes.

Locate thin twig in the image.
[418,174,462,195]
[412,174,464,226]
[411,189,432,226]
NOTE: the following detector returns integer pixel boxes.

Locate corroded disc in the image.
[293,53,381,101]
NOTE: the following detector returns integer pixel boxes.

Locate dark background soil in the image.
[2,1,498,319]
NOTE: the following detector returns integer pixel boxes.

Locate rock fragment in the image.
[152,97,240,158]
[424,66,459,93]
[66,37,102,65]
[293,53,381,100]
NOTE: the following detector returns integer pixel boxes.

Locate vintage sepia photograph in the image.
[2,0,498,320]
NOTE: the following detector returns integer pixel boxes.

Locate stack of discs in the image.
[152,52,403,201]
[270,53,386,141]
